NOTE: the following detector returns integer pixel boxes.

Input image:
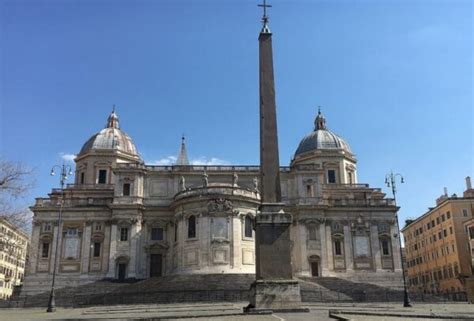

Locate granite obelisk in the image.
[247,1,304,312]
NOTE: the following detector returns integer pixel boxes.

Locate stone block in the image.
[247,279,305,311]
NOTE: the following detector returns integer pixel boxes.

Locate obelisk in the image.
[247,1,304,312]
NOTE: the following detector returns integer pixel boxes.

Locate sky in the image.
[0,0,472,232]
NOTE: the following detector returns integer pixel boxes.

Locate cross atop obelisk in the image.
[257,0,272,33]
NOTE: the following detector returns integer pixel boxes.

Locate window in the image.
[432,220,435,227]
[244,215,253,238]
[449,226,453,235]
[427,222,431,230]
[381,239,390,256]
[95,224,102,231]
[447,211,451,219]
[66,227,78,236]
[80,172,85,184]
[151,228,163,241]
[120,228,128,241]
[441,214,445,222]
[93,242,101,257]
[188,215,196,238]
[433,234,437,241]
[327,170,336,184]
[41,242,49,258]
[44,224,51,232]
[123,183,131,196]
[174,223,178,242]
[436,217,440,224]
[443,229,447,237]
[98,170,107,184]
[334,240,342,256]
[438,231,442,239]
[463,209,468,217]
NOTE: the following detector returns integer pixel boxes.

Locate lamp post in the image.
[46,163,73,313]
[385,170,412,307]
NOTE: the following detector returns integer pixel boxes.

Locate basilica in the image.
[23,107,403,295]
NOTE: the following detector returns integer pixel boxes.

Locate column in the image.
[106,224,117,277]
[319,223,328,275]
[102,223,111,274]
[343,225,353,271]
[298,224,308,276]
[233,216,242,270]
[370,225,382,271]
[326,225,334,271]
[391,223,402,272]
[81,224,92,273]
[50,223,63,274]
[128,221,140,278]
[28,224,41,275]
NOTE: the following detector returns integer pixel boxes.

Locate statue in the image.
[253,177,259,192]
[202,171,209,187]
[233,172,239,186]
[179,176,186,191]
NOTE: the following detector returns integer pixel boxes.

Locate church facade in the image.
[23,109,403,295]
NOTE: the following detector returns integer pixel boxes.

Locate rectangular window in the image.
[447,211,451,219]
[44,224,51,232]
[438,231,442,239]
[98,170,107,184]
[95,224,102,231]
[334,240,342,255]
[66,227,78,236]
[123,183,131,196]
[442,214,445,222]
[469,227,474,239]
[433,234,437,241]
[306,185,314,197]
[151,228,163,241]
[463,209,468,217]
[327,170,336,184]
[80,172,85,184]
[348,172,353,184]
[449,226,453,235]
[120,228,128,241]
[41,242,49,258]
[443,229,447,237]
[436,217,440,224]
[93,242,101,257]
[432,220,435,227]
[427,222,431,230]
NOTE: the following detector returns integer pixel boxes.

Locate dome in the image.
[78,109,139,157]
[294,109,352,157]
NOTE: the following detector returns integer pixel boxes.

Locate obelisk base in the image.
[245,203,308,313]
[245,279,308,313]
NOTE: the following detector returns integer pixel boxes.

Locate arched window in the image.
[245,215,253,238]
[188,215,196,238]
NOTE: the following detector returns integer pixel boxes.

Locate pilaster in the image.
[325,225,334,271]
[81,224,92,273]
[319,223,328,275]
[107,224,117,277]
[370,224,382,271]
[344,225,353,271]
[391,223,402,272]
[29,224,41,275]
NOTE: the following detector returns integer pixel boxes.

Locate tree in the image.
[0,159,35,231]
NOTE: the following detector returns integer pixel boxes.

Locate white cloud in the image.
[191,157,229,166]
[60,153,76,162]
[149,156,177,165]
[147,156,229,166]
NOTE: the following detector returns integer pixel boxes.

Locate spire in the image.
[176,135,190,166]
[258,0,272,34]
[314,106,327,130]
[107,105,120,129]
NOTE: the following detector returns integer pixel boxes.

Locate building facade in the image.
[22,110,403,295]
[0,219,29,300]
[402,177,474,295]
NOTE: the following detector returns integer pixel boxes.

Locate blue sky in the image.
[1,0,472,230]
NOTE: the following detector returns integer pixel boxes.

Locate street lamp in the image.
[385,170,412,307]
[46,163,73,313]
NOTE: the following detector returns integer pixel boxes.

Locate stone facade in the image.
[0,218,29,300]
[402,177,474,295]
[22,110,403,295]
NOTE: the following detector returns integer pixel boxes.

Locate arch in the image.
[244,215,253,238]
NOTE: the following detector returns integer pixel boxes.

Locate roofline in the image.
[401,196,474,232]
[0,218,30,239]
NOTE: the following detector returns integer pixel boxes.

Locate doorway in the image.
[311,261,319,277]
[150,254,163,277]
[118,263,127,280]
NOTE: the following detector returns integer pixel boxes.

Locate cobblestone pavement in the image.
[0,302,473,321]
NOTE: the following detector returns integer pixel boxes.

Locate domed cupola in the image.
[77,108,140,160]
[293,108,353,161]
